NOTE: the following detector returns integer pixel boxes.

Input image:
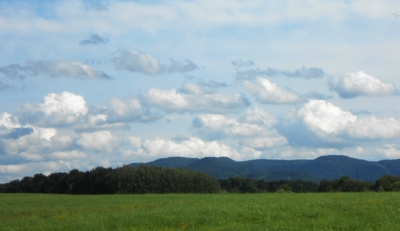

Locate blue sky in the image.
[1,0,400,182]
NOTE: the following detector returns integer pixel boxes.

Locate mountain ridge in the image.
[128,155,400,182]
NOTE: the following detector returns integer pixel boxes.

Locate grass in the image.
[1,192,400,230]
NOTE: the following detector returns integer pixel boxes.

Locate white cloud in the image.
[2,127,57,155]
[108,98,161,122]
[110,98,142,117]
[239,106,277,126]
[0,162,60,174]
[0,112,76,158]
[192,108,287,149]
[77,130,119,153]
[240,137,288,149]
[49,150,88,160]
[239,146,263,159]
[346,116,400,139]
[112,49,163,75]
[297,100,400,140]
[112,49,197,75]
[0,160,92,183]
[19,91,88,126]
[328,71,398,98]
[180,82,213,95]
[128,136,142,147]
[1,0,397,36]
[377,144,400,159]
[0,112,21,135]
[18,92,162,131]
[298,100,357,134]
[130,136,243,160]
[144,88,250,113]
[243,78,302,104]
[49,135,74,149]
[40,92,88,119]
[0,59,111,79]
[19,152,43,161]
[180,81,228,95]
[193,114,264,139]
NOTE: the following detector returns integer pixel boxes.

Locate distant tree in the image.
[47,172,68,193]
[278,183,292,193]
[65,169,86,194]
[86,167,114,194]
[375,175,400,192]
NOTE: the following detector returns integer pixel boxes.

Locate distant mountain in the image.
[128,155,400,182]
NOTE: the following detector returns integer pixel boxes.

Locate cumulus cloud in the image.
[19,91,88,127]
[280,100,400,148]
[80,34,109,45]
[236,66,325,79]
[1,126,58,156]
[112,49,198,75]
[298,100,357,135]
[0,60,111,80]
[143,88,250,113]
[77,130,119,153]
[328,71,398,98]
[378,144,400,159]
[239,106,277,126]
[192,107,287,149]
[346,117,400,139]
[17,92,163,131]
[0,113,33,139]
[0,113,22,133]
[128,136,243,160]
[243,78,302,104]
[193,114,264,140]
[107,98,162,122]
[74,98,162,131]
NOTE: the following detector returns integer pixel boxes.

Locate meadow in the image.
[1,193,399,231]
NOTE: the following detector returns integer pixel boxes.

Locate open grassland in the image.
[1,193,400,231]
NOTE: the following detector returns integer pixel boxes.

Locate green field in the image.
[1,193,399,231]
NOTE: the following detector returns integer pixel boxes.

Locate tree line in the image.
[1,165,400,194]
[0,165,221,194]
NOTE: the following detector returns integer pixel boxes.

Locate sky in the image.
[1,0,400,183]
